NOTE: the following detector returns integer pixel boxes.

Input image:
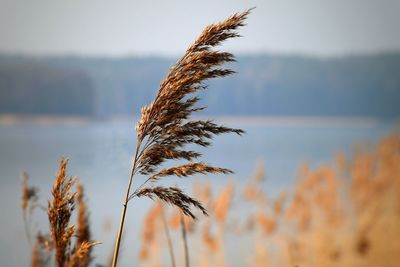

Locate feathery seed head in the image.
[130,10,250,221]
[136,187,207,219]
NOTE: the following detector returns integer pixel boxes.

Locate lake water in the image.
[0,118,395,266]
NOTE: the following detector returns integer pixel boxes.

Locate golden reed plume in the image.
[47,159,77,267]
[22,159,98,267]
[75,182,93,267]
[111,9,251,267]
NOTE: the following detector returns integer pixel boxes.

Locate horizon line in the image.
[1,50,400,60]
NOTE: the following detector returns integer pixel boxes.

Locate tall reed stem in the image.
[111,142,141,267]
[180,213,189,267]
[111,9,249,266]
[161,206,176,267]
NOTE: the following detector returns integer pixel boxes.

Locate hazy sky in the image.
[1,0,400,56]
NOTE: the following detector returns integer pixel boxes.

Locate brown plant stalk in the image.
[111,9,251,267]
[180,212,190,267]
[160,205,177,267]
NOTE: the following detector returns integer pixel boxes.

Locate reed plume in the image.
[74,182,93,267]
[111,9,250,267]
[66,241,99,267]
[214,182,235,225]
[256,212,277,236]
[76,183,90,246]
[48,159,76,267]
[136,187,207,219]
[22,159,98,267]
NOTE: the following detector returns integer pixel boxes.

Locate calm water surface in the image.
[0,119,394,266]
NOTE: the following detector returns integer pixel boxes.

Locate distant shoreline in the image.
[0,114,393,127]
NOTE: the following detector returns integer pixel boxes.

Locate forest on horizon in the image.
[1,53,400,118]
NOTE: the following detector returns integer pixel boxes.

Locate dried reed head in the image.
[128,9,250,219]
[66,241,100,267]
[242,182,266,204]
[75,182,92,267]
[135,10,249,145]
[22,160,98,267]
[149,162,232,182]
[139,203,162,262]
[47,159,76,267]
[169,209,181,229]
[110,10,251,267]
[46,159,98,267]
[76,183,90,242]
[214,182,235,224]
[136,187,207,219]
[256,212,277,236]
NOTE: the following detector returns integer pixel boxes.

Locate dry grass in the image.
[48,159,77,266]
[21,129,400,267]
[22,159,98,267]
[136,133,400,267]
[111,9,250,267]
[19,6,400,267]
[136,187,208,219]
[17,8,253,266]
[75,182,93,267]
[22,9,252,266]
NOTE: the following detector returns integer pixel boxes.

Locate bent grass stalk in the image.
[111,9,251,267]
[111,142,141,267]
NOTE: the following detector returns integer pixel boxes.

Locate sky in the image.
[0,0,400,57]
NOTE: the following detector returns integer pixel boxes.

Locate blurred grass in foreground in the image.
[22,133,400,267]
[139,133,400,267]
